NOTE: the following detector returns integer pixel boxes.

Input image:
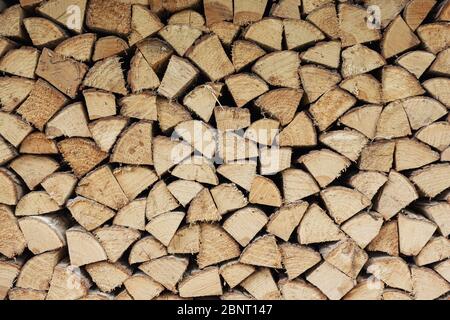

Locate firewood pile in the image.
[0,0,450,300]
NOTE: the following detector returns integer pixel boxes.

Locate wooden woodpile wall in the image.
[0,0,450,300]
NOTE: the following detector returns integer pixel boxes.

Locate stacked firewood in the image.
[0,0,450,300]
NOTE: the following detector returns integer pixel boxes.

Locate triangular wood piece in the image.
[241,268,281,300]
[225,73,269,107]
[211,183,248,215]
[299,65,341,103]
[410,163,450,197]
[412,266,450,300]
[139,256,189,292]
[41,172,77,206]
[395,138,440,171]
[10,155,59,190]
[129,236,167,265]
[359,140,396,173]
[183,83,223,122]
[340,74,382,104]
[417,23,450,54]
[67,197,115,231]
[349,171,388,200]
[252,51,300,89]
[280,279,327,300]
[85,261,131,293]
[255,88,302,126]
[270,0,301,19]
[168,224,200,255]
[249,176,282,207]
[123,273,164,300]
[418,202,450,237]
[46,102,91,139]
[382,16,420,59]
[159,24,202,56]
[0,4,25,39]
[341,45,386,78]
[179,267,223,298]
[119,93,157,121]
[430,48,450,76]
[231,40,265,71]
[19,132,58,155]
[146,180,179,220]
[167,180,203,207]
[376,101,412,139]
[340,105,383,139]
[306,3,339,39]
[15,191,60,216]
[301,41,341,69]
[223,207,268,246]
[37,0,87,33]
[217,161,257,191]
[152,136,193,177]
[23,17,67,48]
[86,0,132,36]
[321,187,371,224]
[0,205,26,258]
[382,66,425,103]
[54,33,96,62]
[402,97,447,130]
[306,262,355,300]
[396,50,436,78]
[245,118,280,146]
[113,166,158,201]
[156,98,192,132]
[319,130,368,162]
[92,36,129,62]
[367,220,399,256]
[157,55,199,99]
[366,256,412,292]
[83,89,116,120]
[128,51,160,92]
[243,18,283,51]
[233,0,267,25]
[415,237,450,266]
[66,226,107,266]
[128,4,163,46]
[268,202,309,242]
[187,188,221,223]
[111,121,153,165]
[114,198,146,231]
[303,0,334,15]
[423,77,450,108]
[282,169,319,203]
[209,21,240,46]
[283,19,325,50]
[172,156,218,185]
[47,262,91,300]
[94,225,140,262]
[83,56,128,95]
[0,47,39,79]
[341,212,384,249]
[136,38,173,72]
[0,76,34,112]
[214,106,251,132]
[240,235,282,269]
[219,261,255,288]
[280,243,321,279]
[89,117,128,153]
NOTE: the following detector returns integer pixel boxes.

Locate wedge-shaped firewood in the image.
[159,24,202,57]
[179,267,222,298]
[54,33,95,62]
[146,211,184,247]
[214,106,250,132]
[231,40,265,71]
[359,141,395,172]
[168,9,205,26]
[120,93,157,121]
[430,48,450,76]
[267,202,309,241]
[0,260,22,300]
[175,120,216,158]
[124,273,164,300]
[280,243,321,280]
[16,79,68,131]
[415,237,450,266]
[240,235,282,269]
[223,207,268,246]
[233,0,267,25]
[396,50,436,78]
[129,236,167,265]
[76,165,129,210]
[243,18,283,51]
[283,19,324,50]
[210,22,239,46]
[16,249,62,291]
[423,77,450,107]
[89,117,128,153]
[66,226,107,266]
[403,97,447,130]
[113,198,146,231]
[395,138,440,171]
[301,41,340,69]
[340,74,382,104]
[349,171,388,200]
[418,202,450,237]
[0,205,26,258]
[412,266,450,300]
[146,181,179,219]
[252,51,300,89]
[8,288,46,300]
[339,4,381,47]
[67,197,114,231]
[113,167,157,202]
[309,88,356,131]
[0,47,39,79]
[416,122,450,152]
[259,147,291,175]
[37,0,86,33]
[0,137,16,165]
[282,169,319,203]
[299,64,341,103]
[167,180,203,208]
[382,16,420,59]
[320,130,368,162]
[366,256,412,292]
[306,3,339,39]
[203,0,232,25]
[172,157,218,185]
[135,38,173,73]
[297,204,345,245]
[19,214,69,255]
[340,105,382,140]
[322,238,368,279]
[111,121,153,165]
[19,132,58,154]
[434,259,450,283]
[249,176,282,207]
[363,0,410,27]
[0,4,24,39]
[383,66,425,103]
[23,17,67,48]
[186,34,234,81]
[245,119,280,146]
[158,56,198,99]
[86,0,131,36]
[15,191,60,216]
[46,102,91,139]
[10,155,59,189]
[198,223,240,268]
[0,76,34,112]
[39,173,75,207]
[341,212,383,249]
[241,268,281,300]
[270,0,300,19]
[94,225,140,263]
[217,131,258,162]
[225,73,268,107]
[341,45,385,78]
[367,220,399,256]
[47,262,91,300]
[183,83,223,122]
[187,188,221,223]
[255,88,302,126]
[410,164,450,197]
[168,224,200,255]
[128,52,160,93]
[139,256,188,292]
[92,36,128,62]
[343,278,384,301]
[299,149,351,188]
[211,183,247,214]
[306,261,355,300]
[279,278,326,300]
[375,170,418,220]
[85,261,131,293]
[83,56,127,95]
[219,261,255,289]
[377,101,412,140]
[83,89,116,120]
[217,161,256,191]
[303,0,333,14]
[128,4,163,46]
[157,98,192,132]
[437,0,450,21]
[152,136,193,176]
[58,138,108,177]
[417,23,450,54]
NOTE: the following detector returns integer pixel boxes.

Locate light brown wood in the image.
[223,206,268,246]
[83,56,128,95]
[282,169,319,203]
[92,36,129,62]
[367,220,399,256]
[301,41,341,69]
[0,47,39,79]
[19,132,58,155]
[366,256,412,292]
[243,18,283,51]
[417,23,450,54]
[255,88,302,126]
[240,268,281,300]
[220,261,255,289]
[225,73,268,107]
[299,64,341,103]
[396,50,436,78]
[24,17,67,48]
[146,211,184,246]
[10,155,59,189]
[410,163,450,197]
[124,273,164,300]
[252,51,300,89]
[139,255,188,292]
[129,236,167,265]
[46,261,92,300]
[86,261,131,293]
[232,40,265,71]
[306,3,339,39]
[341,44,385,78]
[0,76,34,112]
[279,278,326,300]
[179,267,222,298]
[423,77,450,107]
[0,205,26,258]
[66,226,107,266]
[280,243,321,279]
[54,33,96,62]
[411,266,450,300]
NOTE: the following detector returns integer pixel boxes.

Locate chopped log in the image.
[395,138,440,171]
[343,278,384,301]
[128,4,163,46]
[0,4,24,39]
[231,40,265,71]
[23,17,67,48]
[220,261,255,288]
[156,98,192,132]
[240,235,282,269]
[0,136,16,165]
[214,106,250,131]
[366,256,412,292]
[211,183,247,214]
[159,24,202,57]
[179,267,223,298]
[341,212,384,248]
[66,226,107,266]
[113,198,146,230]
[18,214,69,254]
[10,155,59,189]
[86,0,131,36]
[85,261,131,293]
[279,278,327,300]
[381,16,420,59]
[349,171,388,200]
[340,105,383,139]
[129,236,167,265]
[146,180,180,219]
[259,147,291,175]
[203,0,232,26]
[139,255,188,292]
[76,165,129,210]
[187,188,220,223]
[340,74,382,104]
[15,191,60,216]
[217,131,258,162]
[145,211,184,246]
[217,161,256,191]
[367,220,399,256]
[16,79,68,131]
[67,197,115,231]
[16,250,62,290]
[417,202,450,237]
[416,122,450,151]
[402,97,447,130]
[111,121,153,165]
[168,10,205,27]
[197,223,240,268]
[168,224,200,255]
[319,130,368,162]
[437,0,450,21]
[359,140,396,172]
[297,204,345,245]
[41,172,77,206]
[233,0,266,25]
[321,187,371,224]
[94,225,140,262]
[363,0,410,28]
[89,117,128,153]
[0,76,34,112]
[172,157,218,185]
[417,23,450,54]
[252,51,300,89]
[279,243,321,279]
[382,66,425,103]
[299,65,341,103]
[240,268,281,300]
[128,51,160,92]
[341,44,385,78]
[223,206,268,246]
[243,18,283,51]
[120,93,157,121]
[225,73,268,107]
[306,262,355,300]
[434,259,450,282]
[0,168,24,205]
[183,82,223,122]
[54,33,96,62]
[46,102,91,139]
[299,149,351,188]
[37,0,87,33]
[209,21,240,46]
[423,77,450,107]
[306,3,339,39]
[430,48,450,76]
[398,212,437,256]
[0,205,26,258]
[283,19,325,50]
[415,237,450,266]
[0,259,22,300]
[124,273,164,300]
[249,175,282,207]
[46,262,91,300]
[92,36,129,62]
[244,118,280,146]
[83,89,116,120]
[167,180,203,207]
[83,56,128,95]
[396,50,436,78]
[174,120,216,158]
[301,41,341,69]
[282,169,319,203]
[113,166,157,201]
[158,56,198,99]
[410,163,450,197]
[411,266,450,300]
[0,47,39,79]
[270,0,301,20]
[136,38,173,73]
[19,132,58,154]
[374,170,419,220]
[255,88,302,126]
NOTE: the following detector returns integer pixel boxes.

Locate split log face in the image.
[1,0,450,301]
